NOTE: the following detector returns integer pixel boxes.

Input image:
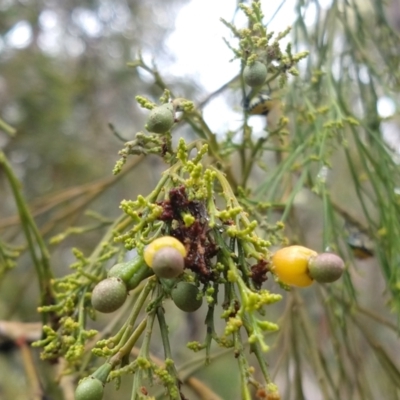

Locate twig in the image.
[16,337,44,400]
[0,320,42,342]
[0,117,16,136]
[0,155,145,230]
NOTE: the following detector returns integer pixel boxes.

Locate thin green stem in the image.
[0,118,16,136]
[233,330,252,400]
[0,151,54,324]
[157,306,182,400]
[110,278,155,355]
[292,291,331,399]
[112,317,147,366]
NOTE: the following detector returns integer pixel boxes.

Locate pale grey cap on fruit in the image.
[308,253,345,283]
[152,246,185,279]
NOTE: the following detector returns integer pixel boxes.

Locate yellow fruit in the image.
[271,245,317,287]
[144,236,186,268]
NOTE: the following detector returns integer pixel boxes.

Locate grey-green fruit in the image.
[171,282,202,312]
[75,376,104,400]
[91,277,127,313]
[308,253,345,283]
[243,61,267,87]
[145,103,174,134]
[152,246,185,279]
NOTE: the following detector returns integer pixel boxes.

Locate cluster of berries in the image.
[91,236,203,316]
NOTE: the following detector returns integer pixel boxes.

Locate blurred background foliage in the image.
[1,0,400,399]
[0,0,195,281]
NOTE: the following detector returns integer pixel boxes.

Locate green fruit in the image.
[75,376,104,400]
[145,103,174,134]
[243,61,267,87]
[108,256,153,290]
[171,282,202,312]
[91,362,112,383]
[108,259,141,283]
[91,277,127,313]
[152,246,185,279]
[125,263,154,291]
[308,253,345,283]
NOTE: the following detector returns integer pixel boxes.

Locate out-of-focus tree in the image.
[0,0,191,195]
[0,1,192,398]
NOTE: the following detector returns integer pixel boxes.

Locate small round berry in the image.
[144,236,186,269]
[75,376,104,400]
[272,245,317,287]
[145,103,174,134]
[91,277,127,313]
[151,246,185,279]
[308,253,345,283]
[243,61,267,87]
[171,282,202,312]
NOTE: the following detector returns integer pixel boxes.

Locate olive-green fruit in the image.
[108,259,140,283]
[243,61,267,87]
[91,277,127,313]
[152,246,185,279]
[145,103,174,134]
[308,253,345,283]
[171,282,202,312]
[91,363,112,383]
[125,264,154,291]
[75,376,104,400]
[108,257,153,290]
